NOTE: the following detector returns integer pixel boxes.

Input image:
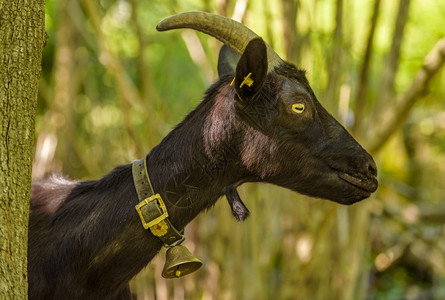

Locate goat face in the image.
[223,38,378,204]
[158,12,378,205]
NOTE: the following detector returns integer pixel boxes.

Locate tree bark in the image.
[0,0,45,298]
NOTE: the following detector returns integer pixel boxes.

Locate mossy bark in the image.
[0,0,45,298]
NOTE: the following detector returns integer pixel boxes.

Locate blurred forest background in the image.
[35,0,445,299]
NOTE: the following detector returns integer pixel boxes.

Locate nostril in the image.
[367,160,378,177]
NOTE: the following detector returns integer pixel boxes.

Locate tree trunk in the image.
[0,0,45,298]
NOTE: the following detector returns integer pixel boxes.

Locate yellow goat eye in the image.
[292,103,305,114]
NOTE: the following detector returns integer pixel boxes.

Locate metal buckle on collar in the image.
[135,193,168,230]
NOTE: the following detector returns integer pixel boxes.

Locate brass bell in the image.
[162,245,202,278]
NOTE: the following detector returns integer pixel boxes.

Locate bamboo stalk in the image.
[373,0,411,119]
[352,0,381,135]
[281,0,300,65]
[323,0,344,114]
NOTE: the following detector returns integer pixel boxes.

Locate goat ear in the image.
[218,45,240,78]
[225,185,250,221]
[234,38,268,102]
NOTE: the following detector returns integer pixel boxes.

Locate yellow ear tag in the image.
[240,72,254,88]
[230,77,236,86]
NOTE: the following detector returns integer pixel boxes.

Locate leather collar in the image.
[132,157,184,246]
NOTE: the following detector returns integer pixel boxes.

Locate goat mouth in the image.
[337,172,378,194]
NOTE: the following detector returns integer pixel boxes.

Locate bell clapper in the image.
[175,269,182,277]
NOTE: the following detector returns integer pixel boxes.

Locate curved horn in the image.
[156,11,283,71]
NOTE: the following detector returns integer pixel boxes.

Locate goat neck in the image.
[145,81,249,229]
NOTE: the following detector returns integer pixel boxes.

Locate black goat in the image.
[28,12,378,300]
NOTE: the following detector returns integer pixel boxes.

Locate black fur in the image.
[29,38,378,299]
[224,184,250,221]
